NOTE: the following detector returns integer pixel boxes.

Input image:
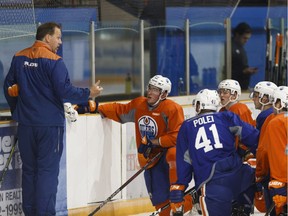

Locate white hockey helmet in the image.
[218,79,241,98]
[272,86,288,111]
[252,81,277,104]
[148,75,172,95]
[193,89,220,113]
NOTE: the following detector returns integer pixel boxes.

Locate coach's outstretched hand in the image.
[89,80,103,98]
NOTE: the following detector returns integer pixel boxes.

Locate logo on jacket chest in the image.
[138,115,158,139]
[24,61,38,67]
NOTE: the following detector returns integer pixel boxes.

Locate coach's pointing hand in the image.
[89,80,103,98]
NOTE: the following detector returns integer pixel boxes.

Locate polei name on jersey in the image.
[193,115,214,127]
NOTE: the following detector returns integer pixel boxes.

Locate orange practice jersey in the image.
[98,97,184,167]
[220,102,256,126]
[264,112,288,183]
[255,113,275,178]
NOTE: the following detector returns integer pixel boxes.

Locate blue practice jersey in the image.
[255,107,274,130]
[175,111,259,190]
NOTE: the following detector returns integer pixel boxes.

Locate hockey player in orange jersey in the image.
[218,79,255,126]
[261,86,288,215]
[217,79,256,215]
[218,79,256,158]
[97,75,193,216]
[218,79,256,159]
[250,81,277,214]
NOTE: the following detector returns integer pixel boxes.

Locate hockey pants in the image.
[144,147,193,216]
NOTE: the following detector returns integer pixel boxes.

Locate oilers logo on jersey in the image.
[138,115,158,140]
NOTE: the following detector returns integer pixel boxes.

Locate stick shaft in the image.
[265,202,275,216]
[149,187,197,216]
[88,151,163,216]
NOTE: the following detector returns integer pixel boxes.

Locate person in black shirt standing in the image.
[232,22,258,91]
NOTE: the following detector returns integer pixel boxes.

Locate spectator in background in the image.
[3,22,103,216]
[232,22,258,90]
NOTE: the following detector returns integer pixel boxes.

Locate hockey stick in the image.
[264,202,275,216]
[284,30,288,85]
[273,33,282,84]
[0,137,18,188]
[88,151,164,216]
[265,0,272,81]
[277,34,283,85]
[149,187,202,216]
[265,18,272,81]
[279,29,287,85]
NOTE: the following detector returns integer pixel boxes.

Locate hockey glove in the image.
[138,136,158,159]
[64,102,78,122]
[268,180,287,208]
[75,99,98,114]
[170,184,185,216]
[8,84,19,97]
[243,150,254,161]
[238,144,255,162]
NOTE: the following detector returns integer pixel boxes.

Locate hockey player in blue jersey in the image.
[169,89,259,216]
[250,81,277,131]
